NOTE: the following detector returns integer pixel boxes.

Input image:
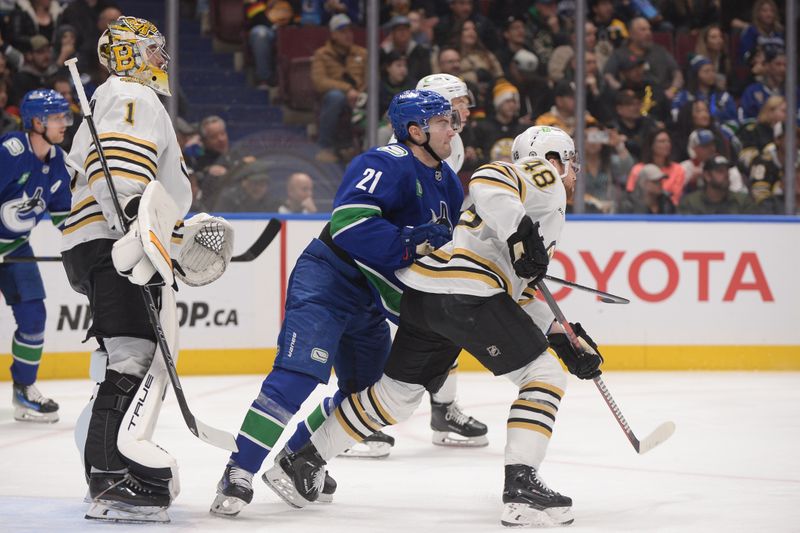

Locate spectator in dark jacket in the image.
[380,15,431,84]
[7,0,62,50]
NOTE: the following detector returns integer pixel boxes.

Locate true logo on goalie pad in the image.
[311,348,329,364]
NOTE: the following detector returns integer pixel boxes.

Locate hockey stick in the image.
[541,275,629,304]
[536,281,675,454]
[1,219,283,264]
[66,58,237,452]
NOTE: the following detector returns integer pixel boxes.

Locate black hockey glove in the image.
[506,215,549,284]
[547,322,604,380]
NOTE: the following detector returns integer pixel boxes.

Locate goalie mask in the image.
[99,16,171,96]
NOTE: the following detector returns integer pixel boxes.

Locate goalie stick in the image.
[0,218,283,264]
[536,280,675,454]
[65,58,237,452]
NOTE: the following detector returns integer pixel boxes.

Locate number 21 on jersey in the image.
[356,168,383,194]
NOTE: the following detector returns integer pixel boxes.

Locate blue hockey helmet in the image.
[388,89,458,142]
[20,89,72,130]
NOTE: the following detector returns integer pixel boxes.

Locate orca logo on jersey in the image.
[1,186,46,233]
[430,201,453,231]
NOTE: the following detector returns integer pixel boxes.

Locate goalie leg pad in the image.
[501,352,567,468]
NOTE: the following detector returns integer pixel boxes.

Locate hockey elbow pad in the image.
[506,215,549,283]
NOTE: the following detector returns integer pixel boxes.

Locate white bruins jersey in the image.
[61,76,191,252]
[397,157,566,305]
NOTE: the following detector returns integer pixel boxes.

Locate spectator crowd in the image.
[2,0,798,214]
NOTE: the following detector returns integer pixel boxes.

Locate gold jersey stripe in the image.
[470,176,520,197]
[85,149,157,177]
[69,195,98,214]
[62,214,106,235]
[409,262,502,290]
[88,168,151,187]
[452,247,511,294]
[149,231,172,267]
[98,131,157,153]
[507,421,552,437]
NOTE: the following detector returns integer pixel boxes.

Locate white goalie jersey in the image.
[61,76,192,252]
[397,157,566,308]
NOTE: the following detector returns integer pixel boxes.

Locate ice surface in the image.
[1,372,798,532]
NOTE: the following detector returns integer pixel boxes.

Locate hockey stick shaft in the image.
[66,58,237,452]
[3,218,284,264]
[535,281,646,453]
[543,275,629,304]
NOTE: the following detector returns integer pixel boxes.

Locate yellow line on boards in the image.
[1,345,799,380]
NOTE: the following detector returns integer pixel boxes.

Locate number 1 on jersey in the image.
[356,168,383,194]
[124,102,135,125]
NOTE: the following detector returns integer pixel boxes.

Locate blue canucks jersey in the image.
[0,132,71,256]
[329,143,463,321]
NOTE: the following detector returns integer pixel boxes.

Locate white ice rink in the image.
[1,371,798,532]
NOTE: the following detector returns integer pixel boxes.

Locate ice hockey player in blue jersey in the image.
[210,89,464,517]
[0,89,72,423]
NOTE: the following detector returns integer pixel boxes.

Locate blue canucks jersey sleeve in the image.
[329,147,416,271]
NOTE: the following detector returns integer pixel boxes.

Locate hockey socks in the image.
[285,392,342,453]
[230,368,318,474]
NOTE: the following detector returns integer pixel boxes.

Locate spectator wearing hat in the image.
[279,172,317,214]
[625,128,686,205]
[737,0,784,66]
[590,0,628,49]
[739,48,800,123]
[215,161,280,213]
[604,17,683,100]
[618,163,676,214]
[466,79,525,165]
[601,50,670,124]
[174,117,202,167]
[449,19,503,86]
[381,15,431,84]
[680,129,745,195]
[9,35,57,106]
[7,0,63,51]
[310,13,367,163]
[535,80,597,136]
[607,89,659,160]
[548,21,610,84]
[679,156,754,215]
[433,0,497,51]
[671,55,737,127]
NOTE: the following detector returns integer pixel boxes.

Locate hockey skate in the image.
[210,463,254,517]
[272,448,337,503]
[85,472,171,523]
[430,401,488,447]
[262,444,327,509]
[501,464,573,528]
[12,382,59,423]
[340,430,395,458]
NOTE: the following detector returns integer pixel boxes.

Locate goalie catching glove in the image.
[547,322,604,380]
[174,213,234,287]
[506,215,549,284]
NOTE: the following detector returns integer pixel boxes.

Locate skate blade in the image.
[432,431,489,448]
[13,406,58,423]
[339,441,391,459]
[261,465,312,509]
[316,491,333,504]
[209,492,249,517]
[500,502,574,528]
[85,501,170,523]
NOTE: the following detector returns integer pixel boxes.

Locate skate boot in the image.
[262,444,326,508]
[501,464,573,528]
[12,382,59,423]
[274,448,337,503]
[340,430,395,458]
[210,463,254,517]
[430,400,488,447]
[85,472,171,523]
